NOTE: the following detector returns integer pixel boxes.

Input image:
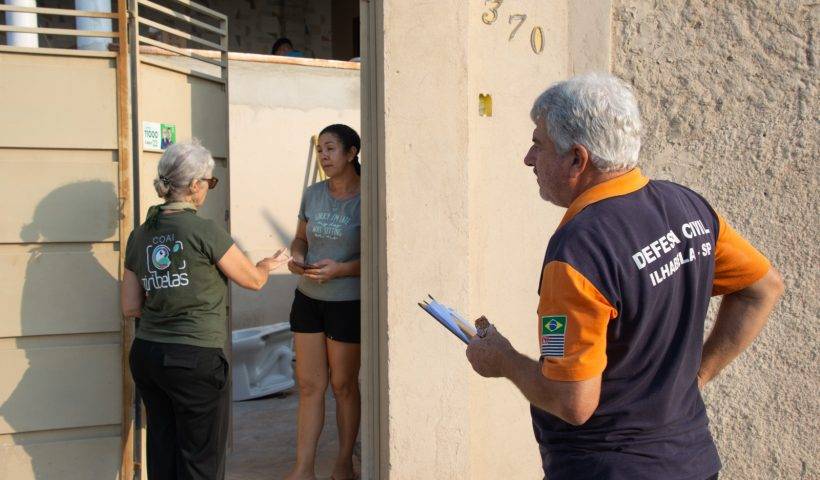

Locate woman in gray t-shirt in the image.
[286,124,361,480]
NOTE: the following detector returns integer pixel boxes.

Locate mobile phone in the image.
[292,260,317,270]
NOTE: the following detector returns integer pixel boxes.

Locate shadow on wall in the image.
[0,180,121,479]
[232,134,323,331]
[262,207,292,247]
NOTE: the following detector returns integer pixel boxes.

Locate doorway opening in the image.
[121,0,370,477]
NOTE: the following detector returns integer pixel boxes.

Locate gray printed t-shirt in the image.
[297,181,361,301]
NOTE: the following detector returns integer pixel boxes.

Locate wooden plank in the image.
[137,0,225,35]
[220,18,228,81]
[0,25,118,38]
[0,243,120,337]
[138,35,224,67]
[140,55,225,84]
[133,46,362,71]
[137,17,224,51]
[0,151,120,243]
[0,45,117,58]
[166,0,227,22]
[0,344,122,434]
[0,435,121,480]
[221,12,232,447]
[0,54,118,149]
[116,1,135,478]
[0,4,118,19]
[137,63,228,157]
[226,51,361,70]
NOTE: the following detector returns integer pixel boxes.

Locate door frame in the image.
[360,1,386,477]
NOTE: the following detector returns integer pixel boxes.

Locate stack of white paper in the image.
[418,295,476,345]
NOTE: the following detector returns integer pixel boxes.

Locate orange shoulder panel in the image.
[712,215,771,296]
[538,261,618,381]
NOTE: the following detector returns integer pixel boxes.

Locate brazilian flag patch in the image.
[540,315,567,357]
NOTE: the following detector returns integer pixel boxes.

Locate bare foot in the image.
[283,469,316,480]
[330,460,356,480]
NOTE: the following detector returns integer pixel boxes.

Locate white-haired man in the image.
[466,73,783,480]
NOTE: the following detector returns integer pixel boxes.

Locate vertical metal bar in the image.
[220,17,228,82]
[116,1,136,479]
[360,0,386,477]
[218,14,234,453]
[128,0,141,227]
[126,1,144,477]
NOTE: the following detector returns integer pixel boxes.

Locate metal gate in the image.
[127,2,230,476]
[0,1,229,478]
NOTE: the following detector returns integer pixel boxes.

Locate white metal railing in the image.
[133,0,228,84]
[0,2,120,57]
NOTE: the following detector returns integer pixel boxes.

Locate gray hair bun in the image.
[153,140,215,200]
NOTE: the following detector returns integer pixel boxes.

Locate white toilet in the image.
[231,323,295,401]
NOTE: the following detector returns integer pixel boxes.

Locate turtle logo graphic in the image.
[151,244,172,270]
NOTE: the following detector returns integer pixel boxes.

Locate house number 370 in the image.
[482,0,544,54]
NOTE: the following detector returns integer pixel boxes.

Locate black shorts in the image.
[289,289,361,343]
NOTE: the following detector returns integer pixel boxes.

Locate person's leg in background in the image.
[327,337,360,480]
[286,332,330,480]
[129,339,178,480]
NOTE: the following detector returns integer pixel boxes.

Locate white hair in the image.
[153,140,215,200]
[530,73,642,172]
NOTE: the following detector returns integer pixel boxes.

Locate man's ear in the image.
[568,144,591,178]
[189,179,201,194]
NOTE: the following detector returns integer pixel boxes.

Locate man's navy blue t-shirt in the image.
[532,169,770,480]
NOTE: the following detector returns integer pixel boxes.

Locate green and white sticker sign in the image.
[143,122,176,151]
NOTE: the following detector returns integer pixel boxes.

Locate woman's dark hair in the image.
[320,124,361,176]
[271,37,293,55]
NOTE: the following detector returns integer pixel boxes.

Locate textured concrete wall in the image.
[466,1,570,478]
[380,2,471,477]
[613,2,819,478]
[205,0,333,57]
[377,1,610,477]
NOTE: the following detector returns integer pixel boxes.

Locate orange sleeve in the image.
[538,261,618,381]
[712,215,771,296]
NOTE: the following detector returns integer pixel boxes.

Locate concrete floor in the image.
[226,387,359,480]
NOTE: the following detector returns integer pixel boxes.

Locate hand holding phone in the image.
[291,260,318,270]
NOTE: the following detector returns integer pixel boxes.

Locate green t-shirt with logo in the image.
[125,209,234,348]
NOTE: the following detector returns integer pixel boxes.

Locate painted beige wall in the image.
[136,59,229,229]
[466,2,569,478]
[227,59,360,331]
[0,52,123,480]
[613,2,819,478]
[378,2,471,476]
[374,1,610,478]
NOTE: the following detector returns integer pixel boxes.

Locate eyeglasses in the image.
[201,177,218,190]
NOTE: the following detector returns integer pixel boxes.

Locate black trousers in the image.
[130,338,230,480]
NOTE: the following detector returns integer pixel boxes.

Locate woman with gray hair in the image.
[121,141,288,480]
